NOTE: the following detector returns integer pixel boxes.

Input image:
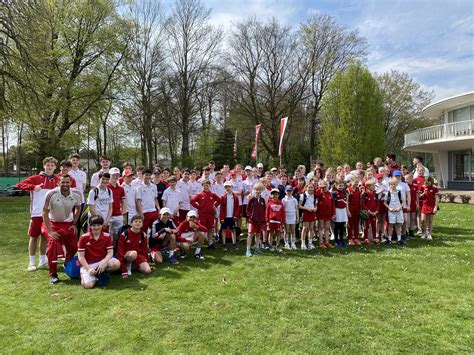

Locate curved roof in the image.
[423,91,474,118]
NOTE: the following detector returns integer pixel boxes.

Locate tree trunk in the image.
[1,119,8,176]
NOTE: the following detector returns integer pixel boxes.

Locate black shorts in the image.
[221,217,235,230]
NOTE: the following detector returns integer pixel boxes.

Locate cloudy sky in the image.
[168,0,474,101]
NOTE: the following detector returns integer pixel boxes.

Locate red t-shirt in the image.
[315,189,336,220]
[77,232,113,264]
[362,191,378,213]
[107,183,126,216]
[116,228,148,275]
[347,186,361,210]
[177,220,208,235]
[333,190,347,209]
[422,185,438,208]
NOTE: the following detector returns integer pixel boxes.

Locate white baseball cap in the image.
[223,181,233,187]
[271,167,278,172]
[187,210,198,218]
[160,207,171,215]
[109,167,120,175]
[245,165,252,171]
[257,163,264,168]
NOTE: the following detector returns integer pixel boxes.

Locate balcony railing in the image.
[404,120,473,148]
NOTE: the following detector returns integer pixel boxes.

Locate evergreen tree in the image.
[320,63,384,167]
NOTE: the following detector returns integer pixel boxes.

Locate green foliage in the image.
[0,198,473,352]
[212,128,236,168]
[320,63,385,166]
[193,129,217,168]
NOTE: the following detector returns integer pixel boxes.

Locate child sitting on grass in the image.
[77,216,120,289]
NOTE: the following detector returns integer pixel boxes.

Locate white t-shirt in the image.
[176,180,191,210]
[162,187,183,215]
[69,168,87,202]
[397,182,410,208]
[243,177,258,204]
[282,195,298,215]
[136,182,157,214]
[384,190,405,210]
[90,170,108,188]
[87,186,113,220]
[122,183,137,217]
[413,166,430,178]
[225,193,234,218]
[300,193,316,209]
[45,188,82,222]
[211,183,225,197]
[230,180,243,205]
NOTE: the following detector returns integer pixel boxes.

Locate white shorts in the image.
[335,208,348,223]
[80,258,118,285]
[388,210,404,224]
[181,231,196,242]
[285,212,297,225]
[109,216,124,236]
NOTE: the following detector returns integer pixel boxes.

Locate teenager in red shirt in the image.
[347,177,362,246]
[315,180,335,249]
[190,180,221,249]
[116,215,152,278]
[107,167,126,244]
[266,189,285,252]
[77,216,120,289]
[361,180,380,244]
[219,182,239,251]
[177,210,207,260]
[246,182,266,256]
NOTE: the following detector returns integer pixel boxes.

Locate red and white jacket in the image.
[266,198,285,224]
[16,173,60,217]
[190,191,221,215]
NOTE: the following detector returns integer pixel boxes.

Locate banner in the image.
[250,124,262,160]
[278,117,288,157]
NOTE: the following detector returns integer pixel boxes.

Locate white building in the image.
[404,91,474,190]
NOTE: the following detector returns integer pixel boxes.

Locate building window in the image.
[449,106,472,123]
[450,150,472,181]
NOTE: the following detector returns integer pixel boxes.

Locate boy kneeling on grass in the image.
[77,216,121,289]
[116,215,152,278]
[149,207,182,265]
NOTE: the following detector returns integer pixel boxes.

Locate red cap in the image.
[124,172,134,177]
[230,169,237,175]
[375,173,383,179]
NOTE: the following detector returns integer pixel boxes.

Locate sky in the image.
[175,0,474,101]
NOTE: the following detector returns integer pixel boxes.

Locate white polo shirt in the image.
[136,182,157,214]
[230,180,243,205]
[225,192,234,218]
[87,186,113,220]
[122,183,137,217]
[243,177,258,204]
[45,188,81,222]
[162,187,183,215]
[176,180,191,210]
[211,183,225,197]
[90,169,109,188]
[69,168,87,202]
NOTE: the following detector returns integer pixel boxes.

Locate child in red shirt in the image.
[246,182,266,256]
[405,173,419,238]
[177,210,207,260]
[116,215,151,278]
[77,216,120,289]
[315,180,335,249]
[418,176,439,240]
[266,189,285,252]
[347,177,362,246]
[361,180,380,244]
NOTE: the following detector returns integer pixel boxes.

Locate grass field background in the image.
[0,197,472,352]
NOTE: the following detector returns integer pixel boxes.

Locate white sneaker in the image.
[426,234,433,240]
[27,265,37,272]
[421,232,426,239]
[37,261,48,269]
[301,243,307,250]
[308,242,315,250]
[330,232,335,241]
[284,243,291,250]
[291,243,297,250]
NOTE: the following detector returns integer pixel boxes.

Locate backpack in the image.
[64,256,81,279]
[386,190,402,205]
[93,187,111,201]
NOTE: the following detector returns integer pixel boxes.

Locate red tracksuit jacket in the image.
[362,191,378,213]
[315,189,336,221]
[347,186,362,212]
[266,198,285,224]
[247,196,266,225]
[190,191,221,215]
[219,192,239,220]
[116,228,148,275]
[177,220,208,235]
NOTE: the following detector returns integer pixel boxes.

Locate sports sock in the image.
[169,250,175,257]
[39,255,47,264]
[397,235,401,242]
[29,255,35,266]
[195,247,201,254]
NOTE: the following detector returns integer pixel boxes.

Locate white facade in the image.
[404,91,474,189]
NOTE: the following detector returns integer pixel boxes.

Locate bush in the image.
[446,193,456,203]
[459,195,472,204]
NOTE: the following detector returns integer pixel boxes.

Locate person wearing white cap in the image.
[106,167,126,244]
[176,210,207,260]
[256,163,264,178]
[219,181,239,251]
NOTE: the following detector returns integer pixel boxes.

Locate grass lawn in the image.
[0,197,472,353]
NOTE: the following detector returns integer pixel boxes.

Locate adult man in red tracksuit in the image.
[347,179,362,246]
[190,180,221,249]
[362,181,380,244]
[266,189,285,251]
[219,182,240,251]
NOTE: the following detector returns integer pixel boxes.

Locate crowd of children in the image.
[17,153,439,287]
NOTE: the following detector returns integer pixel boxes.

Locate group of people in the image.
[16,153,439,287]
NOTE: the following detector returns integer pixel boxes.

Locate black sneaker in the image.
[50,274,60,284]
[397,240,404,246]
[208,242,216,249]
[194,252,205,260]
[179,250,186,259]
[232,243,238,251]
[223,245,227,251]
[385,239,392,246]
[169,254,180,265]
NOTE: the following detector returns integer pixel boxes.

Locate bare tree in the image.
[300,14,367,163]
[165,0,222,166]
[228,17,308,158]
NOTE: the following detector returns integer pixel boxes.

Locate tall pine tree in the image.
[320,63,384,167]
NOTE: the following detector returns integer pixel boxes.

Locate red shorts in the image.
[249,222,266,234]
[267,222,282,234]
[133,254,148,268]
[302,211,317,223]
[421,204,436,215]
[199,214,214,230]
[150,245,162,253]
[143,211,159,232]
[28,217,43,238]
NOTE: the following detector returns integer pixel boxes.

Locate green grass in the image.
[0,197,473,353]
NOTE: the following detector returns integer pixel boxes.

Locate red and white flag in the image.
[278,117,288,157]
[251,124,262,160]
